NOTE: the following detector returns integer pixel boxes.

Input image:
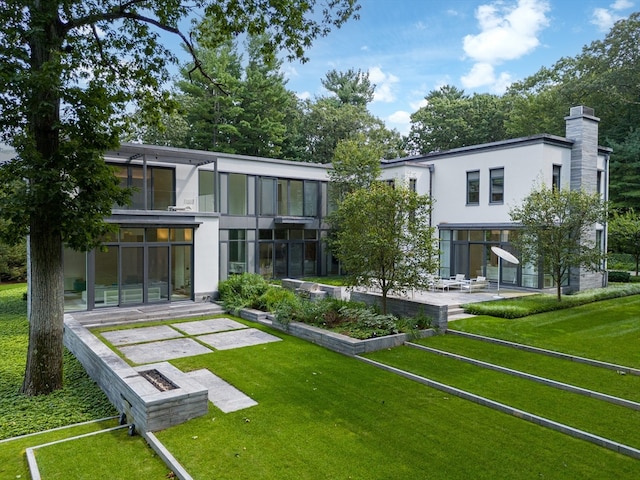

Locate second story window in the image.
[228,173,247,215]
[552,165,561,190]
[112,163,175,211]
[490,168,504,204]
[467,170,479,205]
[198,170,215,212]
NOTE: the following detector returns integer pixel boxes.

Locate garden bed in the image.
[242,308,436,356]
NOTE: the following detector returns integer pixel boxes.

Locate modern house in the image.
[63,106,610,312]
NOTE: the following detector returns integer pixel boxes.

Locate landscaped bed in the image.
[218,273,433,340]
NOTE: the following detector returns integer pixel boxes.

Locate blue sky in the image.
[270,0,636,135]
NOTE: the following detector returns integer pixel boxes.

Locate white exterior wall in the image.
[193,214,219,299]
[381,141,573,230]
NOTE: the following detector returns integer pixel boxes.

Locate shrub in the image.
[218,273,270,314]
[462,283,640,318]
[608,270,630,282]
[256,288,300,314]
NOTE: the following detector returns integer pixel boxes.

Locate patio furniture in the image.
[461,276,488,293]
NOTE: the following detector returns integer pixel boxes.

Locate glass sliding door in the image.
[171,245,192,300]
[149,246,169,302]
[121,247,144,304]
[95,247,119,308]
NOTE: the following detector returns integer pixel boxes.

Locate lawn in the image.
[156,326,640,479]
[452,295,640,367]
[3,283,640,479]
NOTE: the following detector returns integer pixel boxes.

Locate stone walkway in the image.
[101,317,281,413]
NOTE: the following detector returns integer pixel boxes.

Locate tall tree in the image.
[0,0,359,396]
[321,68,375,106]
[328,182,437,313]
[608,128,640,210]
[328,134,382,202]
[408,86,507,154]
[509,184,607,302]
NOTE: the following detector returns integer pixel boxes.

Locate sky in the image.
[263,0,636,135]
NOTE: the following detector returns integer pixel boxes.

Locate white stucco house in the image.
[62,105,610,312]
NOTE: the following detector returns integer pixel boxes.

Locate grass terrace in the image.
[2,283,640,478]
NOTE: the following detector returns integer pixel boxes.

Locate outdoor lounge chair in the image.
[461,276,488,293]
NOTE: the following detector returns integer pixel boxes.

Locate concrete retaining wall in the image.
[268,318,436,356]
[63,315,208,433]
[350,291,448,330]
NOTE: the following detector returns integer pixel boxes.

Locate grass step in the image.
[412,334,640,403]
[365,345,640,452]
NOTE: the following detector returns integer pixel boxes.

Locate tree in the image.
[0,0,359,396]
[328,134,382,202]
[321,68,375,106]
[328,182,438,314]
[608,209,640,276]
[608,128,640,210]
[509,184,607,301]
[408,86,508,154]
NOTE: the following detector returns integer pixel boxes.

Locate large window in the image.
[466,171,480,205]
[198,170,215,212]
[277,179,320,217]
[228,229,247,275]
[490,168,504,204]
[112,164,175,210]
[260,177,277,215]
[228,173,247,215]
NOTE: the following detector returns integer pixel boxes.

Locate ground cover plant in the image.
[453,294,640,367]
[462,283,640,318]
[156,322,640,479]
[0,284,116,440]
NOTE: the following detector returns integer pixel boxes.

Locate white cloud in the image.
[369,66,399,103]
[296,91,311,101]
[461,63,513,94]
[460,0,550,91]
[463,0,550,64]
[591,1,633,32]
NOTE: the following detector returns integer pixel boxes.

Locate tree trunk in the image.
[21,221,65,395]
[20,1,65,396]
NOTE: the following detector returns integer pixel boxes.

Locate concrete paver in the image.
[119,338,212,364]
[171,318,247,335]
[198,328,282,351]
[186,369,258,412]
[101,325,183,346]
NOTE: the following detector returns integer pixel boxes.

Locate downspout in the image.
[603,153,610,287]
[427,164,434,228]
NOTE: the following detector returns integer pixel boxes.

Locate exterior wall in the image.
[193,214,219,300]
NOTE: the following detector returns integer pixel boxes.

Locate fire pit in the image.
[139,369,178,392]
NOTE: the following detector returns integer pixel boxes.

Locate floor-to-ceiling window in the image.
[64,226,194,311]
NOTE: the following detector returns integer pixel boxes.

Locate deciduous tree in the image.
[328,182,437,314]
[509,184,607,301]
[0,0,359,396]
[608,209,640,276]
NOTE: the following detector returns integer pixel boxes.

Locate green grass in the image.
[34,427,171,479]
[412,334,640,403]
[301,275,348,286]
[155,327,640,479]
[462,283,640,318]
[452,295,640,367]
[365,345,640,450]
[0,417,119,479]
[4,283,640,478]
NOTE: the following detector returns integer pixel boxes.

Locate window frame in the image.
[466,170,480,205]
[489,167,504,204]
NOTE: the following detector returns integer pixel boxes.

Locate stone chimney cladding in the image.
[565,106,600,194]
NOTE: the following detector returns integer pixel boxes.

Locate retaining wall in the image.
[350,291,448,330]
[63,315,209,433]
